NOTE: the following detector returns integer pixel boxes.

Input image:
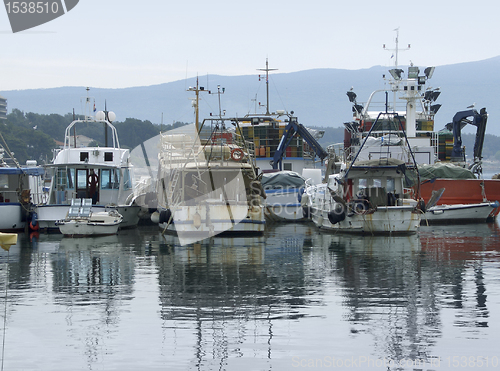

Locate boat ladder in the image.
[167,168,181,206]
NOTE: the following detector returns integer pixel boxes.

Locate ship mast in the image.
[257,58,277,115]
[383,28,411,124]
[187,77,209,133]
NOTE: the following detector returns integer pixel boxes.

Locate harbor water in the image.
[1,221,500,370]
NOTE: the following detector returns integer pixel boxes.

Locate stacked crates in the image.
[437,130,454,161]
[416,120,434,131]
[240,122,303,158]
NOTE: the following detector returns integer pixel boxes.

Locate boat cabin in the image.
[342,159,412,207]
[46,148,133,206]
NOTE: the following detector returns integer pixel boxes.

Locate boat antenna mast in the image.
[210,85,226,120]
[188,76,210,133]
[383,27,410,69]
[257,58,277,115]
[383,28,411,113]
[81,87,96,122]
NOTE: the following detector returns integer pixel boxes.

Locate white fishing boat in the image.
[1,138,45,232]
[419,187,499,224]
[424,202,499,224]
[306,111,422,235]
[151,84,265,244]
[308,159,421,234]
[153,118,265,245]
[34,94,141,232]
[56,198,122,237]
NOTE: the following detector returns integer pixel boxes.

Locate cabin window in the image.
[56,168,74,190]
[76,169,87,189]
[104,152,113,161]
[80,152,89,162]
[122,169,132,190]
[67,168,74,189]
[101,169,120,189]
[355,178,367,198]
[113,169,120,189]
[386,178,395,193]
[372,178,382,187]
[101,169,111,189]
[283,163,292,171]
[0,174,8,188]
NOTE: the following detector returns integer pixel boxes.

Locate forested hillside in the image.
[1,109,187,164]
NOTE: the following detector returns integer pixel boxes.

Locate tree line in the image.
[1,109,187,164]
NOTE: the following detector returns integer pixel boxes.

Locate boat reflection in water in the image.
[149,223,311,369]
[1,222,500,370]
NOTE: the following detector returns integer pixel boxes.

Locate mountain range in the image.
[2,56,500,135]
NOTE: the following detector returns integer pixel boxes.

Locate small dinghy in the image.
[57,199,123,237]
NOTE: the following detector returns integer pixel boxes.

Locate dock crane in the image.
[271,114,328,170]
[445,107,488,177]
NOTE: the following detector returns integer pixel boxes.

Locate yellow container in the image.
[266,147,270,157]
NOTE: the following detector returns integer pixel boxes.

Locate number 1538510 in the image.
[5,1,60,14]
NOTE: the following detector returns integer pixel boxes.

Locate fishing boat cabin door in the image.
[76,168,100,204]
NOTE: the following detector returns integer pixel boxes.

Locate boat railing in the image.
[326,143,345,162]
[30,188,47,205]
[63,119,121,150]
[360,81,429,118]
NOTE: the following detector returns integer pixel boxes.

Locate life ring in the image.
[230,148,244,161]
[29,221,39,231]
[88,173,99,189]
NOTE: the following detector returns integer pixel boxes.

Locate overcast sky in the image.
[1,0,499,91]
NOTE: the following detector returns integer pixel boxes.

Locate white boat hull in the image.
[159,204,265,244]
[35,204,140,232]
[311,205,420,235]
[57,211,122,237]
[422,202,499,225]
[264,204,306,222]
[0,203,25,232]
[263,190,307,222]
[58,221,120,237]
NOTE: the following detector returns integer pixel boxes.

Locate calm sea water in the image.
[1,221,500,371]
